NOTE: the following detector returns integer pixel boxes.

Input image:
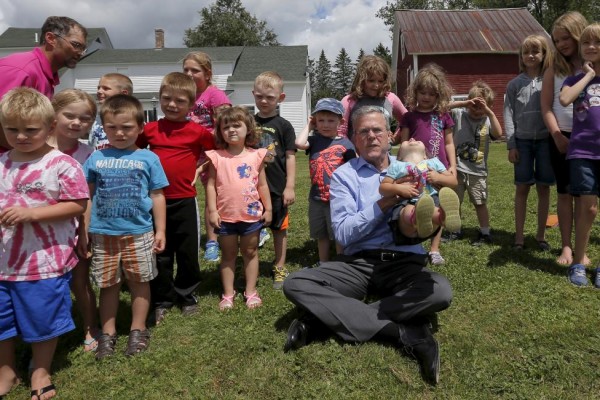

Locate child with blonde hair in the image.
[51,89,100,352]
[0,87,88,400]
[559,23,600,287]
[450,80,502,245]
[340,55,407,141]
[541,11,589,265]
[206,106,272,310]
[89,72,133,150]
[504,34,553,252]
[183,51,232,262]
[400,63,456,265]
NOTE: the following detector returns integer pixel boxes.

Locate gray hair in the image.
[351,105,391,133]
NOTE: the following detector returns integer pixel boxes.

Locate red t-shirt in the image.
[137,119,215,199]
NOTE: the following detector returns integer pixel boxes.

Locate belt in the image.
[353,249,407,262]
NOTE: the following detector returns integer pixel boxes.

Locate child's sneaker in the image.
[594,268,600,289]
[568,264,589,287]
[441,231,463,242]
[414,194,435,238]
[471,232,493,246]
[258,228,270,248]
[429,251,445,265]
[273,265,289,290]
[204,240,220,262]
[438,187,461,233]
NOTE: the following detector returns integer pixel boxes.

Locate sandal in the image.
[125,329,151,356]
[30,384,55,400]
[83,332,100,352]
[95,333,117,360]
[219,292,236,311]
[244,291,263,309]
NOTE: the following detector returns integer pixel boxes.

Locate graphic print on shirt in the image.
[237,163,261,216]
[309,144,348,202]
[257,126,278,163]
[94,158,145,218]
[189,100,213,129]
[575,83,600,122]
[406,161,430,194]
[429,114,444,158]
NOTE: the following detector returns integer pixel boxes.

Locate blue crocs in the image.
[568,264,589,287]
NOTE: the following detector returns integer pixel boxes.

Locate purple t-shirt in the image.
[401,110,454,167]
[0,48,58,99]
[563,74,600,160]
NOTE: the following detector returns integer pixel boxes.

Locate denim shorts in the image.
[0,273,75,342]
[569,158,600,196]
[513,138,555,186]
[216,220,264,236]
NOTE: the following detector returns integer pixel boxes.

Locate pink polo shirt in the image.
[0,47,59,99]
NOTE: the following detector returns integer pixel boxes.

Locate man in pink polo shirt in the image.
[0,16,87,150]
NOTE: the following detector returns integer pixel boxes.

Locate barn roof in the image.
[395,8,549,55]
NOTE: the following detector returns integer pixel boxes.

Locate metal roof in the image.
[395,8,549,54]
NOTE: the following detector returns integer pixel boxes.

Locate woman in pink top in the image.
[206,107,271,311]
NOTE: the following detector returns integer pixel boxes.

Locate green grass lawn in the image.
[7,143,600,399]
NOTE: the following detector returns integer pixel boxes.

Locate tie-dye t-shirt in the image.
[0,149,89,281]
[205,148,268,223]
[61,141,94,165]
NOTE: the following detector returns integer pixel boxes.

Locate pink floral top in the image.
[0,149,89,281]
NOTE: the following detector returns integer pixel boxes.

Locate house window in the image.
[452,95,468,103]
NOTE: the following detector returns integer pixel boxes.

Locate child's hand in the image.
[508,148,519,164]
[192,161,209,186]
[394,182,420,199]
[552,133,569,154]
[76,233,91,259]
[583,61,595,77]
[283,187,295,206]
[262,209,272,227]
[426,168,442,185]
[308,116,317,131]
[153,231,166,253]
[0,206,33,226]
[209,210,221,229]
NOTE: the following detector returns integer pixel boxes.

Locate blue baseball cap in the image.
[312,98,344,116]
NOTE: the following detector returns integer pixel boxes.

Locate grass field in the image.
[6,143,600,399]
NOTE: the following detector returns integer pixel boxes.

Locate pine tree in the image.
[312,50,334,106]
[373,43,392,66]
[332,48,354,98]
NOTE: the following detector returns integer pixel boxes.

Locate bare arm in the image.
[150,189,166,253]
[282,151,296,206]
[206,161,221,229]
[0,199,86,226]
[560,63,595,106]
[379,176,420,198]
[257,165,272,226]
[295,117,312,150]
[444,128,456,174]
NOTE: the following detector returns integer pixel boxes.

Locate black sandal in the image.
[31,384,55,400]
[95,333,117,360]
[125,329,151,356]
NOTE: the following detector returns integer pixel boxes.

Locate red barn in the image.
[392,8,549,129]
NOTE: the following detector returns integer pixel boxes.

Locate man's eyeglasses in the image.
[356,128,387,138]
[54,33,87,55]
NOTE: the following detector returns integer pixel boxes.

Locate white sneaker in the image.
[258,228,270,248]
[429,251,445,265]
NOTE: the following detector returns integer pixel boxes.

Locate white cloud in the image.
[0,0,391,60]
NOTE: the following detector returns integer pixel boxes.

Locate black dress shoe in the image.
[284,318,309,352]
[404,335,440,385]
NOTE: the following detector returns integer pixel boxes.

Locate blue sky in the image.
[0,0,392,62]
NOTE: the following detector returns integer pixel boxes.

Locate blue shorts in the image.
[569,158,600,196]
[0,273,75,343]
[513,138,555,186]
[216,221,263,236]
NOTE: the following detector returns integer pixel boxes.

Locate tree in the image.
[312,50,335,106]
[355,48,365,67]
[184,0,280,47]
[373,43,392,66]
[332,48,354,98]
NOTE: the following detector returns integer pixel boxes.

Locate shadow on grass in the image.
[484,228,567,277]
